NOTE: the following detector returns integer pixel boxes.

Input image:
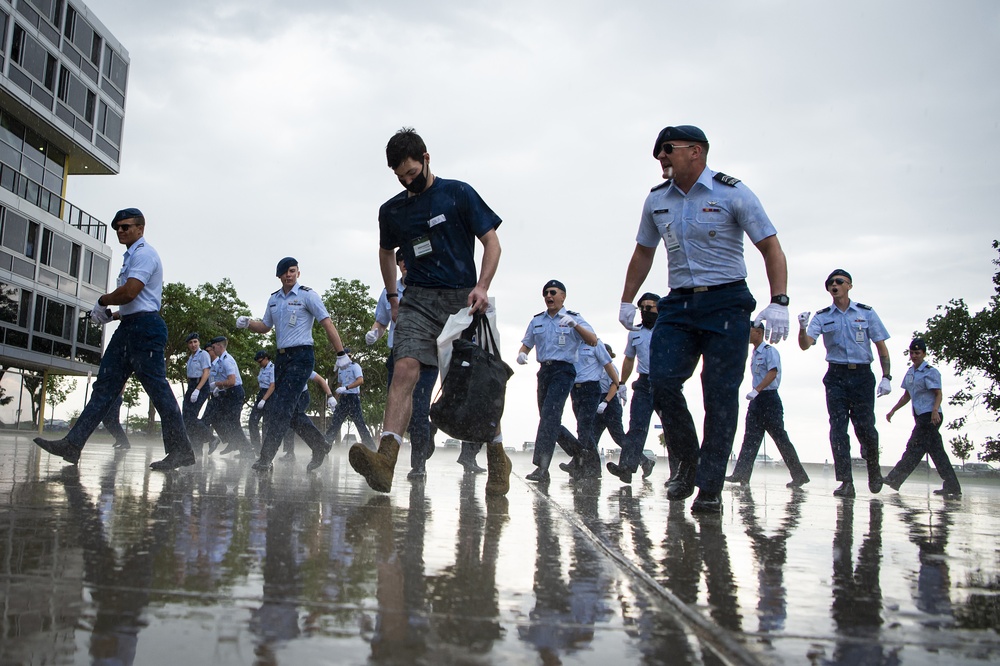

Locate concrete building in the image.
[0,0,128,423]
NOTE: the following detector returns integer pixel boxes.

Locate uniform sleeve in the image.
[624,333,639,358]
[925,367,942,391]
[521,320,535,349]
[730,184,777,244]
[764,346,780,372]
[306,290,331,322]
[125,246,156,284]
[353,363,364,379]
[806,314,822,340]
[594,341,612,366]
[866,309,890,343]
[374,290,391,326]
[635,194,662,248]
[262,298,274,328]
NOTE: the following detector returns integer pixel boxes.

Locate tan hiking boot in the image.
[349,435,399,493]
[485,442,512,497]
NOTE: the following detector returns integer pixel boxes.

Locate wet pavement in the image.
[1,432,999,665]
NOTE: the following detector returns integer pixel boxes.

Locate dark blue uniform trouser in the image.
[532,361,575,470]
[260,346,323,461]
[885,411,961,492]
[183,378,211,445]
[620,374,661,473]
[823,364,879,482]
[68,312,192,456]
[101,394,129,446]
[212,385,249,448]
[730,390,808,482]
[649,285,755,494]
[556,380,601,458]
[248,388,267,448]
[325,393,374,447]
[283,388,329,454]
[592,393,626,448]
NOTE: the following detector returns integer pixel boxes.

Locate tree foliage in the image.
[920,240,1000,461]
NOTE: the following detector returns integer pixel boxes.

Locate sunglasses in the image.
[543,289,560,297]
[660,143,696,155]
[115,223,137,232]
[826,278,848,288]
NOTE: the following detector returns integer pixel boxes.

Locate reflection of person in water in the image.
[429,474,509,652]
[896,501,954,621]
[829,500,897,663]
[736,488,805,633]
[59,466,186,665]
[519,488,613,661]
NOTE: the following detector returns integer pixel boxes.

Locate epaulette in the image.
[567,310,580,316]
[270,288,281,296]
[535,311,545,317]
[713,172,740,187]
[816,306,832,314]
[300,285,312,291]
[856,303,872,310]
[651,179,672,192]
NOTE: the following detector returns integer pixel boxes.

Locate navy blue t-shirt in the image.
[378,177,501,289]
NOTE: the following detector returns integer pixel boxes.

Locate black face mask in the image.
[641,311,657,328]
[404,161,428,194]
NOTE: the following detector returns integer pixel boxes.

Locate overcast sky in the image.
[62,0,1000,464]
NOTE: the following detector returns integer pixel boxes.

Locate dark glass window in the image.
[0,282,21,324]
[102,48,127,94]
[2,210,28,254]
[0,111,23,151]
[90,253,108,288]
[11,25,57,91]
[33,294,70,339]
[98,101,122,144]
[77,311,101,346]
[57,68,95,124]
[40,228,74,274]
[27,0,62,27]
[6,328,28,348]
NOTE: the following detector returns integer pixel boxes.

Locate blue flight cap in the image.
[110,207,143,230]
[653,126,708,156]
[276,256,298,277]
[543,279,566,294]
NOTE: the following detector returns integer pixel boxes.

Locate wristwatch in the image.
[770,294,790,306]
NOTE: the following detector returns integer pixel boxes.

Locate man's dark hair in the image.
[386,127,426,169]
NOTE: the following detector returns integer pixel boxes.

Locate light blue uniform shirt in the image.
[750,343,781,391]
[257,361,274,390]
[212,352,242,387]
[262,283,330,349]
[600,362,621,393]
[117,239,164,316]
[374,278,406,348]
[187,349,211,379]
[806,300,890,364]
[902,362,942,415]
[337,363,363,395]
[575,339,613,383]
[521,307,593,364]
[624,327,653,375]
[636,168,777,289]
[301,370,320,393]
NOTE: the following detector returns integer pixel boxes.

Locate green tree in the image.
[315,278,384,434]
[950,434,975,468]
[920,240,1000,461]
[45,375,77,424]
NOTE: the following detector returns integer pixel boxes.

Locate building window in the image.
[33,294,72,340]
[57,68,96,124]
[97,101,122,145]
[39,227,79,277]
[1,209,39,259]
[101,46,127,97]
[62,4,100,67]
[25,0,63,28]
[81,248,109,288]
[11,24,58,92]
[76,309,101,347]
[0,282,31,328]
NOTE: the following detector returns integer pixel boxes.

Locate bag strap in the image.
[475,314,501,358]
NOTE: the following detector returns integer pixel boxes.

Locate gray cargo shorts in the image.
[393,285,472,367]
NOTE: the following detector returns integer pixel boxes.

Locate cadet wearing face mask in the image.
[607,292,661,484]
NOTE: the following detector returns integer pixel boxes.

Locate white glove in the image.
[335,386,347,395]
[559,314,578,328]
[746,389,759,401]
[619,302,639,330]
[336,353,351,368]
[797,311,812,330]
[753,304,790,343]
[257,399,266,410]
[365,328,382,345]
[90,301,112,325]
[190,389,200,403]
[236,316,250,329]
[596,401,608,415]
[517,351,529,365]
[211,385,221,397]
[326,395,337,410]
[617,385,627,404]
[877,377,892,397]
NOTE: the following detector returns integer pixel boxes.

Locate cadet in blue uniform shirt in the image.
[591,344,628,452]
[248,350,274,452]
[727,323,809,487]
[325,352,376,448]
[800,269,891,498]
[204,336,253,456]
[33,208,196,470]
[884,338,961,497]
[237,257,349,472]
[556,337,621,479]
[608,292,661,484]
[352,128,511,497]
[517,280,599,482]
[184,332,214,449]
[617,126,790,514]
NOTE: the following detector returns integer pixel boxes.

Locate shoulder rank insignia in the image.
[856,303,872,310]
[300,285,312,291]
[816,306,832,314]
[651,179,672,192]
[713,172,741,187]
[270,288,281,296]
[534,311,545,317]
[567,310,580,316]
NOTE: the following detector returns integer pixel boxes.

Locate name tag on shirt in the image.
[428,214,446,227]
[664,223,680,253]
[855,329,865,343]
[413,235,433,257]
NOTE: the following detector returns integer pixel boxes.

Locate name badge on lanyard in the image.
[855,327,865,343]
[413,235,432,257]
[664,223,681,253]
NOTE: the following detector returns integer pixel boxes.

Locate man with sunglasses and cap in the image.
[517,279,599,482]
[353,127,510,496]
[33,208,197,470]
[618,126,790,513]
[799,269,891,498]
[883,338,961,497]
[608,291,663,484]
[237,256,348,472]
[184,331,215,450]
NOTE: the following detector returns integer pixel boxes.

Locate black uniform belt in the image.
[828,362,870,370]
[277,345,311,354]
[670,279,746,296]
[574,380,598,388]
[120,311,159,321]
[541,360,572,367]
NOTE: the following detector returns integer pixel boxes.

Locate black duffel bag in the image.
[430,314,513,442]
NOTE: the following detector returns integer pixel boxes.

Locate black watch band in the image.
[770,294,790,306]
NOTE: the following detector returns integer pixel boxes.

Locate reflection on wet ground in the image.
[1,433,999,665]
